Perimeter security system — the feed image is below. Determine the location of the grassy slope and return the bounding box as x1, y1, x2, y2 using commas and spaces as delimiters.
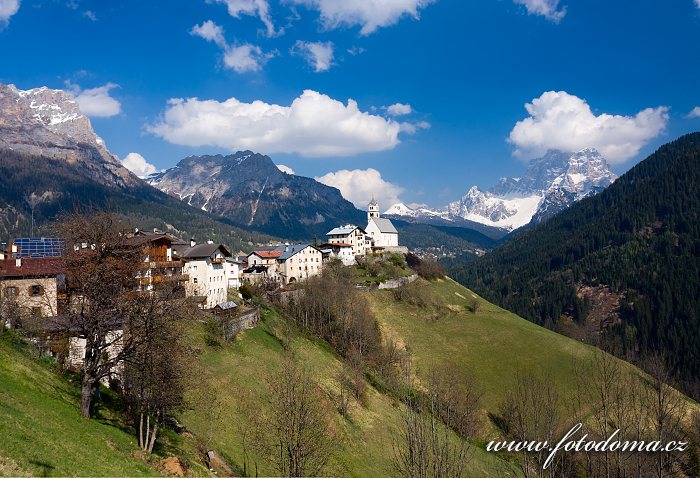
182, 307, 517, 478
368, 277, 596, 411
0, 333, 156, 477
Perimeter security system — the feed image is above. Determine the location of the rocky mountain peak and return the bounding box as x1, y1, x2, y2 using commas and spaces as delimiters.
0, 83, 138, 187
387, 148, 618, 231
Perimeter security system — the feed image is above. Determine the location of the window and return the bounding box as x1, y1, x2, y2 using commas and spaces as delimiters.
193, 278, 198, 284
29, 285, 44, 297
5, 287, 17, 298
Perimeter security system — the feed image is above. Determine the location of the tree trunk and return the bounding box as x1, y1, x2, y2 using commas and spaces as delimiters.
147, 411, 160, 454
80, 374, 94, 418
139, 412, 144, 449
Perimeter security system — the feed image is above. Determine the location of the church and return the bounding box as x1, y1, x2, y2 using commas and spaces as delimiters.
365, 198, 399, 248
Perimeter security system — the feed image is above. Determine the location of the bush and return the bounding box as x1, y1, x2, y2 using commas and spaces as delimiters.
406, 253, 446, 280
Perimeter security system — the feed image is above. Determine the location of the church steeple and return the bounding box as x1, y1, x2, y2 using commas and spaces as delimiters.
368, 196, 380, 222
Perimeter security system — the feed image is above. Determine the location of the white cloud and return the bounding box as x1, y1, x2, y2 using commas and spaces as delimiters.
212, 0, 279, 37
513, 0, 566, 23
276, 164, 295, 174
190, 20, 274, 73
83, 10, 96, 21
68, 82, 122, 118
0, 0, 20, 28
508, 91, 669, 163
191, 20, 227, 48
387, 103, 412, 116
687, 106, 700, 119
288, 0, 434, 35
315, 168, 404, 209
398, 120, 430, 134
223, 43, 275, 72
148, 90, 404, 157
291, 40, 334, 72
696, 0, 700, 9
122, 152, 157, 178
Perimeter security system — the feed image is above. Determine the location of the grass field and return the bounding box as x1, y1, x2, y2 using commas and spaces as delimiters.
181, 306, 520, 477
0, 330, 157, 477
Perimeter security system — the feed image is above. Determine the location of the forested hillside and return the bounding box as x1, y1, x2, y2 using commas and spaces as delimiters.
449, 133, 700, 397
0, 150, 273, 252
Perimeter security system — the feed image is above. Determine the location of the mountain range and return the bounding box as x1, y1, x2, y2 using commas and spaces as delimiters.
0, 83, 273, 251
386, 148, 618, 231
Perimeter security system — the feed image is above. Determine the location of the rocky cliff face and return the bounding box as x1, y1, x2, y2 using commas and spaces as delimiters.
387, 148, 618, 231
148, 151, 364, 239
0, 83, 138, 188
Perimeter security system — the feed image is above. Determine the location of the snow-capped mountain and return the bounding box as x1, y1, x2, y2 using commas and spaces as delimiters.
0, 83, 138, 188
385, 148, 617, 231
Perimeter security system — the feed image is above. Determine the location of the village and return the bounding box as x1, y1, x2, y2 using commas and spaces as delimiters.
0, 199, 407, 369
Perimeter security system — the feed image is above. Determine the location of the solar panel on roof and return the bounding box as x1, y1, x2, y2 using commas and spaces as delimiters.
12, 237, 65, 258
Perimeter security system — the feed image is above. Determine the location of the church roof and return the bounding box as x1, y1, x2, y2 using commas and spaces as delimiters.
368, 198, 378, 207
369, 217, 398, 234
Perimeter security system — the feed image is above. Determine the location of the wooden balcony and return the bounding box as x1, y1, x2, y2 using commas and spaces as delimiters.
211, 258, 225, 265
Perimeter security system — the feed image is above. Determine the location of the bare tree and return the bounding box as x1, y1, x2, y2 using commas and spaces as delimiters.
257, 353, 336, 477
123, 284, 196, 453
645, 355, 689, 478
393, 389, 471, 478
54, 212, 142, 418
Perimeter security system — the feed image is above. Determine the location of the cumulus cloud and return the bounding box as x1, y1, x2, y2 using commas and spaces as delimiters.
513, 0, 566, 22
291, 40, 334, 72
288, 0, 434, 35
212, 0, 279, 37
508, 91, 669, 164
149, 90, 406, 157
276, 164, 295, 174
387, 103, 412, 116
696, 0, 700, 9
122, 152, 157, 178
191, 20, 227, 48
190, 20, 274, 73
0, 0, 20, 28
223, 43, 275, 72
686, 106, 700, 119
67, 82, 122, 118
315, 168, 404, 209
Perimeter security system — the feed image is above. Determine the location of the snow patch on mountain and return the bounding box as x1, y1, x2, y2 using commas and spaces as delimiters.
386, 148, 617, 231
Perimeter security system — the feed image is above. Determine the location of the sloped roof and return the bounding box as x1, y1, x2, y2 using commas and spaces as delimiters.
0, 258, 64, 278
182, 243, 231, 259
250, 249, 283, 259
327, 224, 365, 236
369, 217, 398, 234
278, 244, 318, 261
215, 301, 237, 310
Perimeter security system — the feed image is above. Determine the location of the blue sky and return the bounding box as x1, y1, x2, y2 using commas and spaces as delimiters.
1, 0, 699, 209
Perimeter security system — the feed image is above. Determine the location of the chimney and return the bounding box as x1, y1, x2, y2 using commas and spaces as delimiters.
15, 258, 21, 268
135, 228, 139, 233
207, 240, 214, 245
190, 238, 196, 247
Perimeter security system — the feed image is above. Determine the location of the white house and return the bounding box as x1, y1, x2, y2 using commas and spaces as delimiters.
319, 242, 355, 266
175, 241, 231, 308
365, 199, 399, 248
225, 257, 245, 289
276, 244, 323, 284
326, 225, 370, 257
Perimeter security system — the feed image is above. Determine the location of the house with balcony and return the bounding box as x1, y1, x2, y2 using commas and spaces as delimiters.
127, 231, 189, 294
174, 241, 232, 308
326, 225, 371, 257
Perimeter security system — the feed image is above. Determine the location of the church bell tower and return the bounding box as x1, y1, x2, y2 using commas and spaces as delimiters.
368, 197, 380, 222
